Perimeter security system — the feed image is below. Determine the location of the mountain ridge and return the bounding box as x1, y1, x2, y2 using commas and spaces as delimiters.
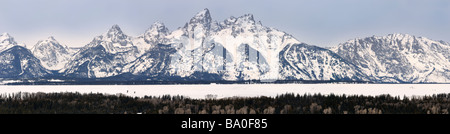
332, 33, 450, 83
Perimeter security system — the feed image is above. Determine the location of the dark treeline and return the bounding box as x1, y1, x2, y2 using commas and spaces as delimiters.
0, 92, 449, 114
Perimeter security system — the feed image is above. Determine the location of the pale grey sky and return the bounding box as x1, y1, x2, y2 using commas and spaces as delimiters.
0, 0, 449, 48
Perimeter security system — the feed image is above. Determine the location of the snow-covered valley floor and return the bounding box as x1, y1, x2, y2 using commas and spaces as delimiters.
0, 84, 449, 99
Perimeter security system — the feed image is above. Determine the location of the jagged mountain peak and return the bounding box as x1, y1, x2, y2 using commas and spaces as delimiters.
221, 14, 257, 27
339, 33, 415, 47
385, 33, 422, 39
1, 32, 12, 39
237, 14, 255, 23
31, 36, 73, 70
336, 33, 450, 52
38, 36, 59, 44
33, 36, 65, 49
105, 24, 127, 41
379, 33, 419, 41
339, 33, 443, 49
200, 8, 210, 14
47, 36, 56, 41
141, 21, 170, 46
63, 24, 138, 78
1, 32, 16, 44
109, 24, 122, 32
151, 21, 166, 28
0, 32, 18, 52
145, 21, 169, 35
34, 37, 57, 51
439, 40, 449, 45
192, 8, 211, 22
185, 8, 212, 30
85, 24, 135, 54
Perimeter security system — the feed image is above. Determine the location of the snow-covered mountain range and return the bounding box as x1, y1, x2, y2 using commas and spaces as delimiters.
0, 9, 448, 83
332, 34, 450, 83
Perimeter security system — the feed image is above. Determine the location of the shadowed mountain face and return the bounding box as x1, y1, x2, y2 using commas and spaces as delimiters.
0, 46, 50, 78
124, 44, 176, 77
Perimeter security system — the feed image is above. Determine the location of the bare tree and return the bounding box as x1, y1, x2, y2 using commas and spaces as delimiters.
236, 106, 248, 114
249, 108, 256, 114
174, 108, 185, 114
310, 103, 322, 114
323, 107, 332, 114
263, 106, 275, 114
158, 106, 169, 114
225, 104, 235, 114
212, 105, 221, 114
280, 105, 292, 114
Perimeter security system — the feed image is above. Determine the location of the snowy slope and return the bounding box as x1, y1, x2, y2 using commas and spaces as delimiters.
211, 14, 300, 80
63, 25, 139, 78
332, 34, 450, 83
31, 36, 74, 70
279, 43, 368, 81
124, 44, 176, 78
